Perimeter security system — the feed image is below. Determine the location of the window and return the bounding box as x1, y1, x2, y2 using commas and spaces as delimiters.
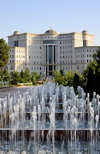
10, 65, 14, 70
14, 41, 18, 47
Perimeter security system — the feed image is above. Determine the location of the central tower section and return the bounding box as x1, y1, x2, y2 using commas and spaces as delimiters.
43, 40, 58, 76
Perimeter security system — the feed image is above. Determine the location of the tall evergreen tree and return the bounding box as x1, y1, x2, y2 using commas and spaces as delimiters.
73, 73, 80, 91
0, 38, 10, 70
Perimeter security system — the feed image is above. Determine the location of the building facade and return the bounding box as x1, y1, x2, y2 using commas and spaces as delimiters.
7, 29, 99, 76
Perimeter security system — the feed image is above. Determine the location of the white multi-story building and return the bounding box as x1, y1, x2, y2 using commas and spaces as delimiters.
7, 29, 99, 76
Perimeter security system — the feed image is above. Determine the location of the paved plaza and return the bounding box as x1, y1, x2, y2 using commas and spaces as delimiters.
0, 86, 34, 98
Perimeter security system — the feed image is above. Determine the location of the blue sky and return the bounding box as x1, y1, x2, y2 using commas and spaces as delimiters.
0, 0, 100, 45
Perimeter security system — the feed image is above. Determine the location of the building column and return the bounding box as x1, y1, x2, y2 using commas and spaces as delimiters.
55, 45, 58, 70
47, 45, 49, 76
43, 45, 46, 63
47, 45, 49, 64
52, 45, 54, 73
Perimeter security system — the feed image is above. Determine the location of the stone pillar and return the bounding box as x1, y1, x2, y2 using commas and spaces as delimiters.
55, 45, 58, 70
52, 45, 54, 73
47, 45, 49, 76
47, 45, 49, 64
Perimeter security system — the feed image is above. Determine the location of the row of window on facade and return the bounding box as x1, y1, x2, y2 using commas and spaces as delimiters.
10, 50, 25, 53
16, 50, 25, 53
29, 45, 42, 49
76, 65, 84, 70
10, 65, 42, 71
31, 66, 41, 70
60, 50, 72, 54
10, 50, 14, 53
9, 60, 24, 63
76, 54, 92, 58
28, 51, 41, 55
10, 55, 25, 58
60, 55, 73, 59
10, 55, 14, 58
76, 59, 91, 63
29, 56, 41, 59
60, 46, 72, 49
60, 65, 84, 70
16, 55, 25, 58
60, 61, 72, 64
76, 55, 84, 58
60, 65, 72, 70
29, 35, 73, 39
76, 49, 97, 53
9, 60, 14, 63
60, 41, 72, 44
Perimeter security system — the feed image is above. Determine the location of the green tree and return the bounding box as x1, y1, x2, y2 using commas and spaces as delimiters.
0, 70, 3, 81
31, 76, 36, 85
53, 70, 63, 84
31, 72, 41, 85
93, 47, 100, 66
82, 48, 100, 96
86, 67, 94, 97
0, 38, 10, 70
64, 71, 74, 87
2, 68, 10, 81
24, 68, 31, 82
20, 70, 25, 83
53, 70, 61, 78
10, 71, 20, 85
73, 72, 80, 91
32, 72, 41, 81
60, 69, 65, 76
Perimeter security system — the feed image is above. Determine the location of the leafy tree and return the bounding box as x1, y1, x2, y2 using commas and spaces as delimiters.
82, 48, 100, 96
53, 70, 63, 84
93, 47, 100, 66
64, 71, 74, 87
10, 71, 20, 85
0, 70, 3, 81
20, 70, 25, 83
53, 70, 61, 78
31, 72, 41, 81
31, 76, 36, 85
0, 38, 10, 70
31, 72, 41, 85
24, 68, 31, 82
60, 69, 65, 76
2, 68, 10, 81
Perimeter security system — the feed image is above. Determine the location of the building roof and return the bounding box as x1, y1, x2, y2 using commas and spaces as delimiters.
44, 28, 58, 35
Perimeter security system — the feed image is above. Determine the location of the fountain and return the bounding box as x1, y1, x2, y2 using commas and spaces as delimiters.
0, 83, 100, 153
